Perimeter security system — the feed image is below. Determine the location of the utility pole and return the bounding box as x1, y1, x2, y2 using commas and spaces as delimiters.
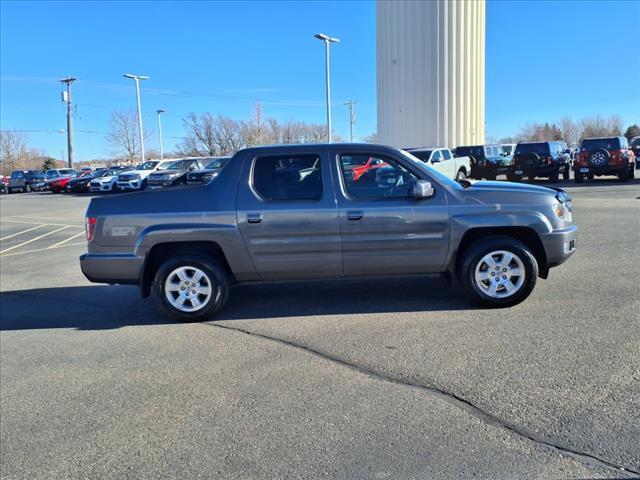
156, 109, 165, 160
344, 100, 357, 142
59, 77, 76, 168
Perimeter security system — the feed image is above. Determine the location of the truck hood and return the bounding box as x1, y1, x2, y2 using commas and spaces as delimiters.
464, 180, 559, 196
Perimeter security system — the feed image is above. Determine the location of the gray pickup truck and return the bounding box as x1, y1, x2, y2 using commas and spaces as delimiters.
80, 144, 577, 321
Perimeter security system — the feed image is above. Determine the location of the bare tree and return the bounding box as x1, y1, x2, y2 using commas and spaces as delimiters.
241, 103, 269, 147
179, 113, 245, 156
106, 110, 148, 162
558, 116, 579, 147
0, 131, 29, 173
363, 131, 379, 144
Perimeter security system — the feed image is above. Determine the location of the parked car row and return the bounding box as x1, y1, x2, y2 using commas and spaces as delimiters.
435, 136, 637, 184
1, 157, 231, 195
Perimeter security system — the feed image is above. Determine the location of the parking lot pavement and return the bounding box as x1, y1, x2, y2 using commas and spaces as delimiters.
1, 181, 639, 479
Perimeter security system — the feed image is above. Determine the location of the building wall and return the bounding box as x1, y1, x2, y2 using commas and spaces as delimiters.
377, 0, 485, 148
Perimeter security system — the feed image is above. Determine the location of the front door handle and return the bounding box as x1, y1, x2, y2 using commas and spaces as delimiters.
347, 210, 363, 221
247, 213, 263, 224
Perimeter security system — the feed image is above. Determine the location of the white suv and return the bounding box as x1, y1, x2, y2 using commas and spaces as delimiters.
116, 160, 176, 191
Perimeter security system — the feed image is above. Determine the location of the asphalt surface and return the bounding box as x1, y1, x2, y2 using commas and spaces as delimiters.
1, 180, 639, 479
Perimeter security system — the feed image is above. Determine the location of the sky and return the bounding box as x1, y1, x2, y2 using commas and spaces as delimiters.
1, 0, 638, 161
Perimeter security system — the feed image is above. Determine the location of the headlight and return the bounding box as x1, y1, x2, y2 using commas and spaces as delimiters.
553, 200, 572, 222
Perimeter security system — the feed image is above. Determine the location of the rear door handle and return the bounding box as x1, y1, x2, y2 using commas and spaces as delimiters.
347, 210, 363, 221
247, 213, 263, 224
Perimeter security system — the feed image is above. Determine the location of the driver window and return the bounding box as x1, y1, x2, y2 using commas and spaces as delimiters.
431, 151, 443, 162
339, 154, 417, 199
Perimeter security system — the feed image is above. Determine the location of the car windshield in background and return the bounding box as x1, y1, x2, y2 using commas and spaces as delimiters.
59, 169, 75, 175
409, 150, 433, 162
400, 150, 463, 190
206, 158, 228, 169
455, 146, 483, 157
139, 161, 159, 170
502, 145, 514, 155
581, 138, 621, 151
515, 143, 550, 155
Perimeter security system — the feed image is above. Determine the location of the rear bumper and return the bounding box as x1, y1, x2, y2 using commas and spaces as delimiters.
574, 164, 627, 176
540, 225, 578, 268
79, 252, 143, 285
509, 164, 566, 177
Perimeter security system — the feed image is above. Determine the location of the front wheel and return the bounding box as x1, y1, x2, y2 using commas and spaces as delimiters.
574, 171, 584, 183
459, 236, 538, 308
562, 166, 571, 181
618, 167, 628, 182
455, 169, 467, 183
153, 253, 229, 321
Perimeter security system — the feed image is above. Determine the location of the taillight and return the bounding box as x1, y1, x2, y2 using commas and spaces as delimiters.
547, 156, 553, 164
85, 216, 97, 241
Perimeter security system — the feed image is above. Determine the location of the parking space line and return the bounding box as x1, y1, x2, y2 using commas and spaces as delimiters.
0, 241, 86, 258
0, 225, 70, 254
1, 218, 78, 227
0, 224, 48, 241
48, 231, 85, 248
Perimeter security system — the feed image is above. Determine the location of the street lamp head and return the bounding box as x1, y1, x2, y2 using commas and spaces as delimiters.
157, 109, 165, 114
314, 33, 340, 43
123, 74, 149, 80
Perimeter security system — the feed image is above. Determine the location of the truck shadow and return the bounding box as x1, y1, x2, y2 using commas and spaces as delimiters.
0, 277, 468, 331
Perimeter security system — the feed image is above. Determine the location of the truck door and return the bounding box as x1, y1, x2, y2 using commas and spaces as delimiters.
331, 148, 450, 276
236, 149, 342, 280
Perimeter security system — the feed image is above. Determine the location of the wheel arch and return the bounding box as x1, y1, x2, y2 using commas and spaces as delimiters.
451, 226, 548, 279
140, 241, 235, 298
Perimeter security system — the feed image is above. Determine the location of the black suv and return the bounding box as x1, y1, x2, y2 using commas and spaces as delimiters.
573, 136, 636, 182
186, 157, 231, 185
8, 170, 48, 193
508, 141, 571, 182
147, 158, 205, 189
453, 145, 511, 180
630, 136, 640, 168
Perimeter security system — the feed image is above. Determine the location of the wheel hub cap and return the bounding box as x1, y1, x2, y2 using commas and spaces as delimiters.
164, 266, 213, 312
474, 250, 526, 299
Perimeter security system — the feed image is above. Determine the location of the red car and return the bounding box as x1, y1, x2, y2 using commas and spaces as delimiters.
574, 136, 636, 182
343, 155, 388, 181
49, 176, 73, 193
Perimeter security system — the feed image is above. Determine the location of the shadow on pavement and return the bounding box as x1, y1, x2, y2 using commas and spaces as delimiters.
0, 276, 469, 331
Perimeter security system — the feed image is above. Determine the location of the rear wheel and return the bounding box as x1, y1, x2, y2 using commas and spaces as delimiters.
153, 253, 229, 321
562, 165, 571, 180
459, 236, 538, 308
549, 172, 559, 183
574, 171, 584, 183
629, 164, 636, 179
618, 167, 629, 182
455, 169, 467, 183
25, 183, 32, 193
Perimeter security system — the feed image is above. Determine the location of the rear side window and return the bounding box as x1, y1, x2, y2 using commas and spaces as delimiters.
252, 154, 322, 201
580, 138, 621, 151
442, 149, 452, 160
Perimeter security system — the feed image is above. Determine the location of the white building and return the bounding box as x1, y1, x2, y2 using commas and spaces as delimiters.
377, 0, 485, 148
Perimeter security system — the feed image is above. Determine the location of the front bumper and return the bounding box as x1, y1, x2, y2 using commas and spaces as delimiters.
80, 252, 143, 285
540, 225, 578, 268
89, 182, 113, 192
147, 180, 174, 189
117, 179, 143, 190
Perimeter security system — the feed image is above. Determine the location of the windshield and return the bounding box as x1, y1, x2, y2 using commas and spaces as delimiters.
502, 145, 514, 155
59, 169, 76, 175
400, 150, 463, 190
515, 143, 550, 155
580, 138, 621, 151
206, 158, 228, 169
409, 150, 433, 162
139, 161, 159, 170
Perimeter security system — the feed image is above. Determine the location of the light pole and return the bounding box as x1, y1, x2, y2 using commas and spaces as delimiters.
344, 100, 357, 142
123, 73, 149, 162
314, 33, 339, 143
156, 109, 165, 160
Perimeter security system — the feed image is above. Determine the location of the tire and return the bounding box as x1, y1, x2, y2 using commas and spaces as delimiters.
618, 167, 628, 182
506, 173, 521, 182
562, 165, 571, 181
25, 183, 32, 193
588, 148, 610, 168
574, 171, 584, 183
527, 175, 536, 182
459, 236, 538, 308
153, 253, 229, 321
141, 179, 148, 190
485, 170, 497, 181
7, 187, 13, 194
455, 169, 467, 183
629, 164, 636, 179
549, 171, 559, 183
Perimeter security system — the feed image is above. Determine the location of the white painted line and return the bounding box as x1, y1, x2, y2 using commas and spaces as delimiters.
0, 225, 70, 254
48, 231, 85, 248
1, 218, 77, 227
0, 224, 48, 241
0, 241, 86, 258
5, 215, 82, 224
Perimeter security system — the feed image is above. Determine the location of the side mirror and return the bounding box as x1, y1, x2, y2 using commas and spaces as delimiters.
412, 180, 434, 199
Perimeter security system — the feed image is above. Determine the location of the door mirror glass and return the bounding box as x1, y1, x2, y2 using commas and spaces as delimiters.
412, 180, 434, 199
